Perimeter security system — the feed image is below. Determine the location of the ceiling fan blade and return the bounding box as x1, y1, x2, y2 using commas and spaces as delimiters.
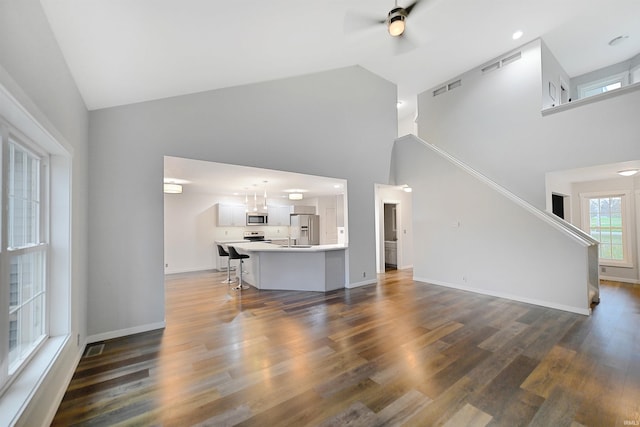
404, 0, 424, 16
393, 32, 417, 55
344, 10, 386, 35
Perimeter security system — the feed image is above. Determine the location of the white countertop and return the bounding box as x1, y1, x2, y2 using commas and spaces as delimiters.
231, 242, 347, 253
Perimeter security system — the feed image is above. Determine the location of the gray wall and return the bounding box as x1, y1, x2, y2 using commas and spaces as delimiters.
0, 0, 89, 425
393, 136, 592, 314
88, 66, 397, 337
417, 39, 640, 210
570, 52, 640, 98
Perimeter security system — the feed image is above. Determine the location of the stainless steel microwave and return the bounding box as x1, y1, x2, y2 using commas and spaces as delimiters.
246, 212, 268, 225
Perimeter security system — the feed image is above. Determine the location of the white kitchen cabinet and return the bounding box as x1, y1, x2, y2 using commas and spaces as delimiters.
267, 205, 291, 226
217, 204, 247, 226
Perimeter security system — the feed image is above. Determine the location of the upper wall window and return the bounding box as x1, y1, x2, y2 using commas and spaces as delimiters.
632, 65, 640, 84
580, 191, 632, 267
577, 72, 628, 99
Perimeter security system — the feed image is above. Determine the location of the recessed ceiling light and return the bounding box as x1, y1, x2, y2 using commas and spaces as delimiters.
163, 183, 183, 194
609, 35, 629, 46
617, 169, 638, 177
512, 30, 523, 40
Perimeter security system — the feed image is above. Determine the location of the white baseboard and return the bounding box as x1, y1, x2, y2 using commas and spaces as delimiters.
164, 266, 215, 275
87, 321, 166, 344
414, 276, 591, 316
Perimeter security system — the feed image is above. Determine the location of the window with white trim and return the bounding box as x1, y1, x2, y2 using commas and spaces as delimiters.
632, 65, 640, 84
1, 128, 49, 394
580, 191, 633, 267
577, 72, 628, 99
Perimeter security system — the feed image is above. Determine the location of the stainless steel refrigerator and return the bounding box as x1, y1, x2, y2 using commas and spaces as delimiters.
290, 214, 320, 245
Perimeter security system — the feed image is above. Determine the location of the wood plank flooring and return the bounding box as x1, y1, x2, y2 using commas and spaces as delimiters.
52, 271, 640, 426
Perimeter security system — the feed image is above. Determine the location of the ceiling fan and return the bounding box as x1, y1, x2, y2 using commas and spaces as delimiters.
345, 0, 425, 36
386, 0, 423, 36
344, 0, 426, 54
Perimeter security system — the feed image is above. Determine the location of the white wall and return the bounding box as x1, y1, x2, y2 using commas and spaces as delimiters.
398, 113, 417, 137
541, 41, 571, 108
417, 39, 640, 210
164, 192, 223, 274
0, 0, 89, 425
88, 65, 397, 338
393, 136, 592, 314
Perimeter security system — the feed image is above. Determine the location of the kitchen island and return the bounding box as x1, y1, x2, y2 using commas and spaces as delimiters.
223, 242, 347, 292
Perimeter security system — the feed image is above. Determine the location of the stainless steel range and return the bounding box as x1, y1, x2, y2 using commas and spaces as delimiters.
243, 231, 266, 242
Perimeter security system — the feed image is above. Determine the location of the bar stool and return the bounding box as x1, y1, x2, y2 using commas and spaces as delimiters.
216, 245, 234, 284
227, 246, 250, 290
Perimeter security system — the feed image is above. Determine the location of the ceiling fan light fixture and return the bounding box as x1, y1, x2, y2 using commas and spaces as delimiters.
388, 8, 406, 37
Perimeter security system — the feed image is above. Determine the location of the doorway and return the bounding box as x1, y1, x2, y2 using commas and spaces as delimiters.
552, 192, 570, 220
374, 184, 413, 274
383, 203, 398, 271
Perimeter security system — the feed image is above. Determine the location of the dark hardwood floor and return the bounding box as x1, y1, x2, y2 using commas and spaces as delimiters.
52, 270, 640, 426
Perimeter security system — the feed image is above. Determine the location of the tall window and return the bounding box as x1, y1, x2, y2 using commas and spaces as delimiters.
1, 133, 49, 392
581, 192, 632, 267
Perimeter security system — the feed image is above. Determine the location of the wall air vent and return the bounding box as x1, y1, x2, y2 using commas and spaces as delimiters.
448, 80, 462, 91
433, 86, 447, 97
501, 51, 522, 66
482, 51, 522, 76
482, 61, 501, 74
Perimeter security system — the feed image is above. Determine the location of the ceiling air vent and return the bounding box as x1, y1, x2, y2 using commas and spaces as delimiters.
433, 86, 447, 97
448, 80, 462, 90
482, 61, 501, 74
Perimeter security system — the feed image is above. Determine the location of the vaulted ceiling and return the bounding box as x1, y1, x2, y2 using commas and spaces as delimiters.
41, 0, 640, 118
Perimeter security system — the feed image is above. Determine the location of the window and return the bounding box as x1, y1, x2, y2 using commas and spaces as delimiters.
0, 85, 71, 425
577, 72, 628, 99
1, 129, 49, 394
580, 191, 632, 267
632, 65, 640, 84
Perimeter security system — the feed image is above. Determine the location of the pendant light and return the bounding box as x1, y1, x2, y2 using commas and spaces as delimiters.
263, 180, 268, 210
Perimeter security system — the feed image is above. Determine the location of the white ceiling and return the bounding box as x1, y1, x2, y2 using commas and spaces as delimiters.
41, 0, 640, 116
164, 156, 348, 198
40, 0, 640, 193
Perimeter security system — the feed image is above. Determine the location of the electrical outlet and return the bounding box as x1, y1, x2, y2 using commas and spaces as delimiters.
165, 263, 168, 268
363, 272, 366, 278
